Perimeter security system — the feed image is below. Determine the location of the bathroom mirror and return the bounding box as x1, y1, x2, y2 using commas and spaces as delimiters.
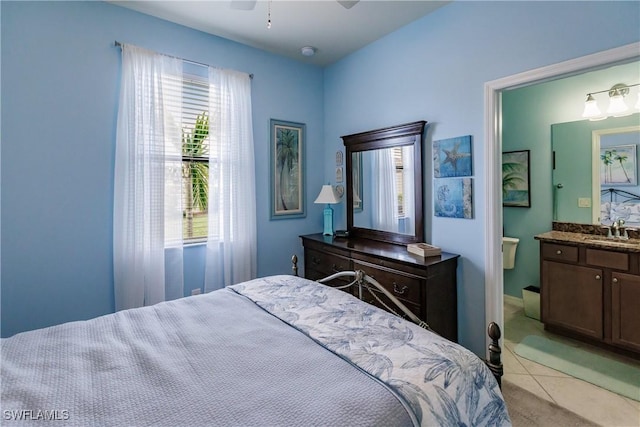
551, 114, 640, 225
342, 121, 426, 244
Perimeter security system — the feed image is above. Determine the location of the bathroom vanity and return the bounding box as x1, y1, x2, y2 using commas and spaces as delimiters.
536, 230, 640, 357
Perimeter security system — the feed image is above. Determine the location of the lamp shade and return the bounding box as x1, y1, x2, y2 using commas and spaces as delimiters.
582, 94, 603, 120
314, 185, 340, 204
607, 90, 630, 116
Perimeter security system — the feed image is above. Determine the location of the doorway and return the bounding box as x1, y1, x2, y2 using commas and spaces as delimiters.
484, 41, 640, 347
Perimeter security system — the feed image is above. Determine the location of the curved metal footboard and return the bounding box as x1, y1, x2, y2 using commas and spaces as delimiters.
290, 254, 504, 388
317, 270, 431, 330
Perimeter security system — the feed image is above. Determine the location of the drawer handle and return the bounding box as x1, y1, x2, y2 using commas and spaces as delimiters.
556, 250, 562, 255
595, 275, 601, 280
393, 283, 408, 295
613, 277, 618, 283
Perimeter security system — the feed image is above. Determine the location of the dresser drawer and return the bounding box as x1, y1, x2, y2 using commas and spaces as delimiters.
305, 249, 351, 277
359, 287, 422, 319
541, 243, 578, 262
353, 261, 422, 306
352, 252, 425, 277
301, 233, 458, 343
586, 249, 629, 271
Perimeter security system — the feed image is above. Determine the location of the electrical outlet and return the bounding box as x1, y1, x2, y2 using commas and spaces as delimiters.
578, 198, 591, 208
191, 288, 201, 296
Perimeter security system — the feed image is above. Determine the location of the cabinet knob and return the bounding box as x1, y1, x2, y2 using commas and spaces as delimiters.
393, 283, 408, 295
613, 277, 618, 283
556, 250, 562, 255
595, 275, 601, 280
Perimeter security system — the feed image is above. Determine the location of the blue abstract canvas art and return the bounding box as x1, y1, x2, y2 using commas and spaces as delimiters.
434, 178, 473, 219
433, 135, 472, 177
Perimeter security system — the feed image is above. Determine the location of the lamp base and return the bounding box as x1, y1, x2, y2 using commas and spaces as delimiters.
323, 205, 334, 236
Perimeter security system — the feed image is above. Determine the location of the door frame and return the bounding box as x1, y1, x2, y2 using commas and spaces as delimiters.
484, 42, 640, 353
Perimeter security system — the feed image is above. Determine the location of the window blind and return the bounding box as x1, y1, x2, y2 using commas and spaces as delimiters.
162, 70, 211, 244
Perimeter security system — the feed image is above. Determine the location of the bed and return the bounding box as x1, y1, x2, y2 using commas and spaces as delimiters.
600, 188, 640, 227
1, 271, 510, 426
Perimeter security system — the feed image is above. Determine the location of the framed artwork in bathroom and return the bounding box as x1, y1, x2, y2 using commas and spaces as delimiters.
502, 150, 531, 207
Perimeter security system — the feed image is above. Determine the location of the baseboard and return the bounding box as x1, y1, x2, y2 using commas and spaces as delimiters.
504, 294, 522, 306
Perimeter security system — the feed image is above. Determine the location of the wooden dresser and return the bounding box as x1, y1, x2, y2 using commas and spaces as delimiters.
301, 233, 459, 342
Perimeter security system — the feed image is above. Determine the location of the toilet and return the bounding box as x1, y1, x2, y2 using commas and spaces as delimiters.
503, 237, 519, 269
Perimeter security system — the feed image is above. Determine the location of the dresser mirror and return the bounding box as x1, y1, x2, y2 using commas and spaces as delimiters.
342, 121, 426, 244
551, 114, 640, 225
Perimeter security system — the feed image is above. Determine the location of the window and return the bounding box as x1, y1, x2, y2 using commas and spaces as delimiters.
114, 44, 256, 309
393, 147, 406, 217
181, 74, 210, 242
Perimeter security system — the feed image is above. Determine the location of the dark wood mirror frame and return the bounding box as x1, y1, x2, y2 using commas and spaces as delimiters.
342, 121, 427, 245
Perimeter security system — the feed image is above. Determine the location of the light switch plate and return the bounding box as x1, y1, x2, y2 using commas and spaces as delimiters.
578, 197, 591, 208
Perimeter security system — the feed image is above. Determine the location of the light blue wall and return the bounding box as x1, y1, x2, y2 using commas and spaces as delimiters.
502, 62, 640, 299
1, 1, 325, 337
324, 1, 640, 354
2, 1, 639, 354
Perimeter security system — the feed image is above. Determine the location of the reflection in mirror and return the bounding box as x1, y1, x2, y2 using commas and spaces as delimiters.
352, 152, 362, 212
342, 121, 426, 245
352, 146, 415, 235
551, 114, 640, 225
593, 126, 640, 226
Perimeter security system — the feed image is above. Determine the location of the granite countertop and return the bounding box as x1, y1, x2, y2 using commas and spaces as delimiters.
535, 230, 640, 252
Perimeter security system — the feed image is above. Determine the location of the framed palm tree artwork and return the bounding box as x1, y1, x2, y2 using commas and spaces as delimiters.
270, 119, 306, 219
600, 144, 637, 186
502, 150, 531, 207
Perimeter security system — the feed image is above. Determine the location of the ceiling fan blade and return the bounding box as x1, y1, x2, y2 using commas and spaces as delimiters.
230, 0, 257, 11
337, 0, 359, 9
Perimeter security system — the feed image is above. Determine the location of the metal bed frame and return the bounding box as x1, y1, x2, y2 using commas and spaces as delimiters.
291, 255, 504, 388
602, 187, 640, 203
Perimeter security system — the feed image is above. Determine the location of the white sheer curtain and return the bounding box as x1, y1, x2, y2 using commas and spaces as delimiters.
113, 45, 184, 311
204, 68, 257, 292
402, 145, 415, 235
372, 148, 399, 233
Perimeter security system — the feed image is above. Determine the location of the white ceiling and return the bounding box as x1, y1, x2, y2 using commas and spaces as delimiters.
109, 1, 449, 66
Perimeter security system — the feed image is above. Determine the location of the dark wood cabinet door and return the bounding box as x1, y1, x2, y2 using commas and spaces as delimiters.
542, 260, 603, 339
611, 272, 640, 352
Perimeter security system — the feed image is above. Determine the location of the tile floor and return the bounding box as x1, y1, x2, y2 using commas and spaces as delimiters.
503, 295, 640, 427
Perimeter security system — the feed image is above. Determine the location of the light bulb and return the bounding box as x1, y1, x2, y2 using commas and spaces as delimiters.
607, 89, 630, 117
300, 46, 316, 57
582, 94, 604, 121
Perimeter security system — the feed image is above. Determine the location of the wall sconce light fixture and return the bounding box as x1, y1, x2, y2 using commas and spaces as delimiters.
582, 83, 640, 121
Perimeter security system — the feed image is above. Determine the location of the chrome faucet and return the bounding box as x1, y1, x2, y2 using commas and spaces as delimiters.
612, 218, 627, 239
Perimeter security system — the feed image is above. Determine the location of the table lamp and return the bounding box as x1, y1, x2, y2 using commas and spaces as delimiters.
314, 184, 340, 236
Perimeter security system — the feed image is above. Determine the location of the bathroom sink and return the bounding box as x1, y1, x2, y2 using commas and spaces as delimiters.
581, 235, 611, 242
580, 235, 640, 249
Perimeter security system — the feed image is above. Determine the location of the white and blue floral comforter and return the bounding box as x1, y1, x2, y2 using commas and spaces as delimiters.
231, 275, 512, 427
